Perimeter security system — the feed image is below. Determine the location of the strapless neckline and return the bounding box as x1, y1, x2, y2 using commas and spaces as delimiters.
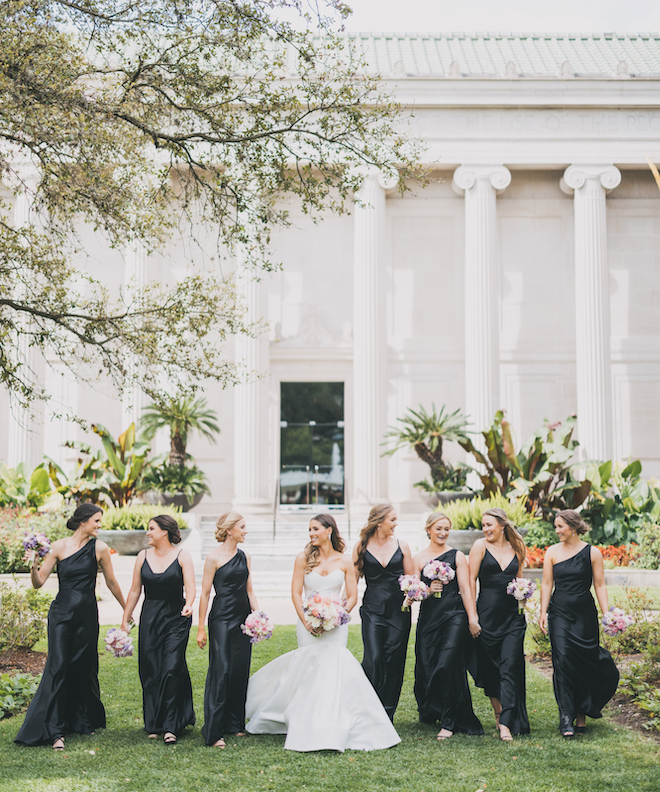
306, 569, 344, 579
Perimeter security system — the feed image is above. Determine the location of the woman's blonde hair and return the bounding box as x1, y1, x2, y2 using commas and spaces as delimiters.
355, 504, 394, 578
304, 514, 346, 573
215, 512, 243, 543
483, 507, 527, 566
425, 512, 452, 536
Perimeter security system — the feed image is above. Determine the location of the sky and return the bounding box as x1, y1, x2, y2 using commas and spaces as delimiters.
340, 0, 660, 34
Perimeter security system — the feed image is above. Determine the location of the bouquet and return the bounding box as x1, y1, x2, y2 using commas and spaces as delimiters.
602, 607, 633, 636
422, 560, 455, 598
241, 611, 274, 644
398, 575, 429, 612
104, 627, 134, 658
302, 593, 350, 634
22, 531, 52, 564
506, 577, 537, 613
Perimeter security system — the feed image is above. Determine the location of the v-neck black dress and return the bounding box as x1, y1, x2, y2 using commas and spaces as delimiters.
471, 548, 529, 735
202, 550, 252, 745
414, 549, 483, 734
548, 543, 619, 732
138, 554, 195, 736
15, 539, 104, 746
360, 545, 411, 721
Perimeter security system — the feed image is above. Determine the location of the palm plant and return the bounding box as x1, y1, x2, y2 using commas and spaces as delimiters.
382, 404, 472, 492
140, 397, 220, 467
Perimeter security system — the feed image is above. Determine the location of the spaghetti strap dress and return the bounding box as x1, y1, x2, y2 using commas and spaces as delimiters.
548, 543, 619, 732
360, 544, 411, 721
471, 549, 530, 735
138, 554, 195, 736
414, 549, 483, 734
202, 549, 252, 745
15, 539, 104, 746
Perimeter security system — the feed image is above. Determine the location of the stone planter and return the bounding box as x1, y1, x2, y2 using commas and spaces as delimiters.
98, 528, 192, 555
448, 529, 483, 553
142, 491, 204, 512
419, 491, 475, 509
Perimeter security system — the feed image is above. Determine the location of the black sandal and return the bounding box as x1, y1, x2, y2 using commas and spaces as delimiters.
575, 725, 587, 734
559, 714, 574, 738
164, 732, 177, 745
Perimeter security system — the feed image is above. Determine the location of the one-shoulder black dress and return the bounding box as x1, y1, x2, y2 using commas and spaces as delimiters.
138, 554, 195, 736
16, 539, 104, 746
548, 543, 619, 732
202, 550, 252, 745
414, 550, 483, 734
360, 544, 411, 721
471, 549, 529, 735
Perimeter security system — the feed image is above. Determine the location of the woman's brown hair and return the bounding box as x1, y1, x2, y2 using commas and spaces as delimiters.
556, 509, 589, 535
304, 514, 346, 573
355, 504, 394, 578
483, 507, 527, 566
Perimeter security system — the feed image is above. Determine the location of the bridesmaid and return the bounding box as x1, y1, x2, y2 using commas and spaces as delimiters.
122, 514, 195, 744
352, 504, 413, 721
539, 509, 619, 737
413, 512, 483, 739
197, 512, 258, 748
468, 507, 529, 740
15, 503, 126, 749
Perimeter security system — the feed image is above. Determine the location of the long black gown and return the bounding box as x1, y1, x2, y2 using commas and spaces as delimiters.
202, 550, 252, 745
548, 543, 619, 732
15, 539, 104, 746
138, 554, 195, 736
360, 544, 411, 721
414, 550, 483, 734
471, 549, 529, 735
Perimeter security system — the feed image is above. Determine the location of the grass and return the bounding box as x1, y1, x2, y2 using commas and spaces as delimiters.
1, 626, 659, 792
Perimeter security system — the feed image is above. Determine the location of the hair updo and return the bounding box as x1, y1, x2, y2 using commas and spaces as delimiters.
425, 512, 452, 536
66, 503, 103, 531
215, 512, 244, 543
150, 514, 182, 544
556, 509, 589, 535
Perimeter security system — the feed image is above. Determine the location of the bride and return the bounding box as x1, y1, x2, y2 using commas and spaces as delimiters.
245, 514, 400, 752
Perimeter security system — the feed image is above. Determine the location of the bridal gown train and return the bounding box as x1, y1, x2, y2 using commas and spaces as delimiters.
245, 569, 401, 752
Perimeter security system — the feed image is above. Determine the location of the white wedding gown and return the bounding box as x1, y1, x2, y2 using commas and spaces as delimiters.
245, 569, 401, 752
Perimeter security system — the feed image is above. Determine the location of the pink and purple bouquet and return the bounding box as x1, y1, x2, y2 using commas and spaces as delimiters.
22, 531, 51, 564
422, 560, 455, 598
398, 574, 429, 612
302, 593, 350, 634
241, 610, 274, 644
104, 627, 134, 658
602, 607, 633, 636
506, 577, 537, 613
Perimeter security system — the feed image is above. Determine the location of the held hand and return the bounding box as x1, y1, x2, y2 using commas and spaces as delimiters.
429, 581, 443, 594
468, 619, 481, 638
305, 622, 322, 636
196, 628, 207, 649
539, 613, 548, 635
120, 619, 131, 634
181, 603, 193, 618
404, 596, 413, 609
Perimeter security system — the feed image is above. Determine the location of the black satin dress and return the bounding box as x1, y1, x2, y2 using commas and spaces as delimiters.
472, 549, 529, 735
138, 554, 195, 736
202, 550, 252, 745
414, 550, 483, 734
360, 544, 411, 721
548, 543, 619, 732
15, 539, 104, 746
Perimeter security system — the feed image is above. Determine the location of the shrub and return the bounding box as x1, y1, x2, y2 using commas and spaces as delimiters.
0, 507, 70, 574
525, 600, 551, 657
631, 523, 660, 570
438, 493, 539, 532
604, 587, 660, 656
0, 582, 52, 655
523, 521, 556, 548
0, 672, 40, 719
597, 544, 639, 568
101, 504, 186, 531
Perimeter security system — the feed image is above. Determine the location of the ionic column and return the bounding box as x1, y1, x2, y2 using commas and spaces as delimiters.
232, 270, 270, 512
352, 169, 390, 509
561, 165, 621, 461
452, 165, 511, 435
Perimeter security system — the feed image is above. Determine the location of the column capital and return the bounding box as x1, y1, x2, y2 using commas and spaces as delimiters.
452, 165, 511, 195
355, 165, 398, 192
560, 164, 621, 194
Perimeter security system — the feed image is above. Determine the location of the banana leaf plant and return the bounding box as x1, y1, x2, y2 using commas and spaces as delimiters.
0, 462, 60, 509
459, 411, 591, 520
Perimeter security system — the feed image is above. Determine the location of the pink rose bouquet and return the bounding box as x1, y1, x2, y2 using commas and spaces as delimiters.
422, 560, 455, 598
241, 611, 274, 644
302, 593, 350, 634
104, 627, 134, 658
602, 607, 633, 636
506, 577, 537, 613
398, 574, 429, 612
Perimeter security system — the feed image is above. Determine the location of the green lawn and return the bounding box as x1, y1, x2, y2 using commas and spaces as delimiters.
2, 626, 658, 792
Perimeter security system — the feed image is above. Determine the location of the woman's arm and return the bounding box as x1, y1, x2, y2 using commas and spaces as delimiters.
245, 552, 259, 612
351, 542, 361, 583
196, 554, 217, 649
343, 556, 358, 612
291, 553, 308, 625
468, 539, 485, 605
30, 542, 60, 589
591, 547, 609, 615
96, 541, 126, 609
539, 546, 555, 635
121, 551, 146, 633
179, 550, 196, 617
456, 552, 480, 636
